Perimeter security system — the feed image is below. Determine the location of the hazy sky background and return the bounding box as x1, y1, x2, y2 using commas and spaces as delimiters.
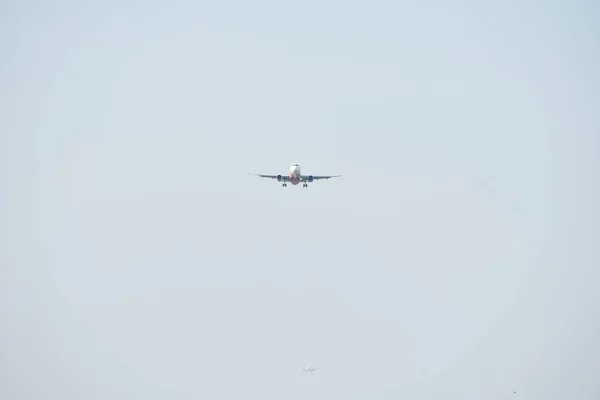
1, 1, 599, 399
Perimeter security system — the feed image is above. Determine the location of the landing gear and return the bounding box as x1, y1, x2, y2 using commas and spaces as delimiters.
303, 183, 308, 188
282, 183, 287, 187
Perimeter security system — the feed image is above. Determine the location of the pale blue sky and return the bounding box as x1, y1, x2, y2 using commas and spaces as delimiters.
1, 1, 599, 399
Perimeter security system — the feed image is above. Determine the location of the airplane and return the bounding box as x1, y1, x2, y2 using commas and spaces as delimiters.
301, 365, 318, 372
250, 163, 341, 187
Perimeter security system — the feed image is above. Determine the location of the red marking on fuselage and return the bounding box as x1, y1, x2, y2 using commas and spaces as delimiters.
289, 173, 301, 185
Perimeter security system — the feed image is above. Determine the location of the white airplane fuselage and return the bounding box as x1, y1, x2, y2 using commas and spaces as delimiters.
288, 163, 301, 185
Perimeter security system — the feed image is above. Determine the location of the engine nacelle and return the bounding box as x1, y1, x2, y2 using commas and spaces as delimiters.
277, 174, 283, 182
308, 175, 314, 182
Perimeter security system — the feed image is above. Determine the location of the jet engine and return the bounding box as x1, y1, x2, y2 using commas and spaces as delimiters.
308, 175, 314, 182
277, 174, 283, 181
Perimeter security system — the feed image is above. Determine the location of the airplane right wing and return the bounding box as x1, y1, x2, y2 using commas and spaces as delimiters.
249, 173, 289, 181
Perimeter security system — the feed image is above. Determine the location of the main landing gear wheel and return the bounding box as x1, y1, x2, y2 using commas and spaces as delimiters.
303, 184, 308, 187
282, 183, 287, 187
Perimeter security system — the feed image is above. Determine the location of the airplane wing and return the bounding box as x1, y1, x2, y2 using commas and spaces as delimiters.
301, 175, 341, 181
250, 173, 289, 181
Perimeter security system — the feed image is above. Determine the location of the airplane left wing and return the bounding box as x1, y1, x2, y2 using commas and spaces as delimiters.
301, 175, 341, 181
